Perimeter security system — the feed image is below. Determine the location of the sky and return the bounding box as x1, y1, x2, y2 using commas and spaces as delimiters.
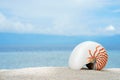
0, 0, 120, 50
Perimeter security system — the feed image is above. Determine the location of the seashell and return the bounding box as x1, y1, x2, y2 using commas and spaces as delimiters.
68, 41, 108, 70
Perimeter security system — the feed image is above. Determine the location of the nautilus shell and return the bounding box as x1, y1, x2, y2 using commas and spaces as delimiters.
68, 41, 108, 70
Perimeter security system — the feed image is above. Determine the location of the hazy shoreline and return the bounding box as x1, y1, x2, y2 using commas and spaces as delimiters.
0, 67, 120, 80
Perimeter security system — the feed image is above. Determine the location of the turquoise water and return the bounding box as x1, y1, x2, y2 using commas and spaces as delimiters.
0, 50, 120, 69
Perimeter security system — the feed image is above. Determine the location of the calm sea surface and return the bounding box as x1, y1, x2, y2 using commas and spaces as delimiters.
0, 50, 120, 69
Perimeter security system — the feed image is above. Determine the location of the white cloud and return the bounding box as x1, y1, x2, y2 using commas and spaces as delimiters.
0, 12, 120, 36
105, 25, 115, 31
0, 0, 120, 36
0, 0, 110, 18
0, 13, 35, 33
0, 13, 6, 22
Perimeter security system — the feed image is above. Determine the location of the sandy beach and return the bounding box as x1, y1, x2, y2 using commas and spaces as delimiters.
0, 67, 120, 80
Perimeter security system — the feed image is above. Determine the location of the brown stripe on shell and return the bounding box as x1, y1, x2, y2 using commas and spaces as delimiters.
87, 45, 108, 70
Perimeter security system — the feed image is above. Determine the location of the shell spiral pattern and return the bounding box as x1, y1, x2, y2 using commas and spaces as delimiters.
87, 45, 108, 70
68, 41, 108, 71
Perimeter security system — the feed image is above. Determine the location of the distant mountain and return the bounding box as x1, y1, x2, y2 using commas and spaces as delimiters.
0, 32, 120, 51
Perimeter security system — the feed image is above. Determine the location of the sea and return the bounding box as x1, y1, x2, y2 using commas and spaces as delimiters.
0, 49, 120, 69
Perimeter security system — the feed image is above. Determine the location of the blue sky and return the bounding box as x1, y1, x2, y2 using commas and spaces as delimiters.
0, 0, 120, 36
0, 0, 120, 50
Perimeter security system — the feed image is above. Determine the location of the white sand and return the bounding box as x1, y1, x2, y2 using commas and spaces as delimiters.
0, 67, 120, 80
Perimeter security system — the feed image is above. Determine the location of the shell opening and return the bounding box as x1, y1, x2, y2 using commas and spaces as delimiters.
86, 58, 96, 70
86, 63, 94, 69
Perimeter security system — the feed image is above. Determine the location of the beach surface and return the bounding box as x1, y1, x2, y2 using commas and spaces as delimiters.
0, 67, 120, 80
